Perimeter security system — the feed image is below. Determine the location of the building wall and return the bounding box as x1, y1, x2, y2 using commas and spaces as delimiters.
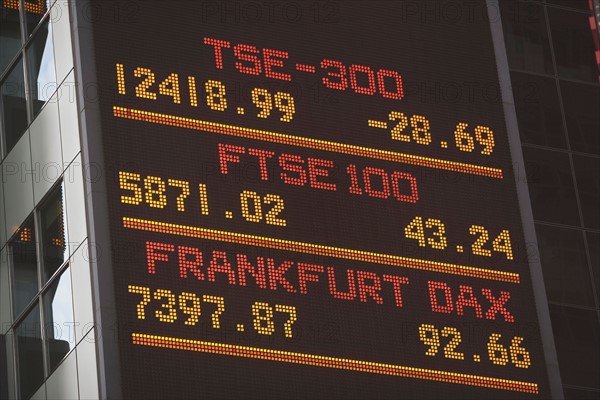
500, 0, 600, 398
0, 1, 98, 399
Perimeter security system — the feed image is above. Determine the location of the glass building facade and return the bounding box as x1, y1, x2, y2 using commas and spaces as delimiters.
0, 0, 598, 398
500, 0, 600, 397
1, 1, 98, 399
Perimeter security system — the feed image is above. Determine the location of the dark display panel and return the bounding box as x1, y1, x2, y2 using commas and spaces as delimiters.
90, 1, 553, 398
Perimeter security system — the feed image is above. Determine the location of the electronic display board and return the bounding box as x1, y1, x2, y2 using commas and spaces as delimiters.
88, 1, 555, 398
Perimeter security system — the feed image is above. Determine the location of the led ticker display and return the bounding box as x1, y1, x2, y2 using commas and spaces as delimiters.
3, 0, 46, 15
90, 1, 553, 398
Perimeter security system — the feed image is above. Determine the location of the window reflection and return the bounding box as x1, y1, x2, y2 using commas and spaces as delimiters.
500, 1, 554, 75
547, 0, 592, 12
549, 305, 600, 388
573, 155, 599, 229
10, 219, 38, 318
1, 58, 28, 154
26, 17, 55, 116
0, 332, 9, 399
24, 0, 49, 37
41, 184, 68, 283
548, 7, 599, 82
16, 304, 44, 400
510, 72, 566, 148
0, 1, 22, 74
587, 232, 599, 306
536, 224, 595, 307
43, 267, 74, 372
523, 147, 580, 226
561, 80, 600, 156
563, 387, 600, 400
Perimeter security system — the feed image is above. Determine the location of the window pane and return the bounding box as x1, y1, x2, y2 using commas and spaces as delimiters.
16, 304, 44, 400
523, 147, 580, 226
26, 17, 55, 117
24, 0, 48, 37
549, 305, 600, 389
0, 330, 12, 399
1, 58, 28, 154
10, 219, 38, 318
588, 232, 599, 306
564, 387, 600, 400
547, 0, 592, 12
500, 0, 554, 74
573, 155, 599, 229
536, 224, 595, 307
511, 71, 566, 148
548, 7, 599, 82
560, 80, 600, 156
0, 1, 22, 74
43, 267, 74, 372
41, 184, 68, 283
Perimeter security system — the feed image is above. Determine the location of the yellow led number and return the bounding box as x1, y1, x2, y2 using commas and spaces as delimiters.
240, 190, 287, 226
252, 302, 275, 335
118, 171, 192, 212
129, 287, 297, 338
130, 67, 181, 103
470, 225, 513, 260
419, 324, 531, 368
251, 88, 296, 122
405, 216, 447, 250
488, 334, 531, 368
144, 176, 167, 208
129, 286, 226, 328
418, 324, 464, 360
154, 289, 177, 323
252, 302, 297, 338
389, 112, 432, 145
168, 179, 190, 212
454, 123, 495, 155
404, 215, 513, 260
205, 80, 228, 111
128, 285, 150, 319
119, 172, 143, 205
117, 65, 297, 122
176, 293, 224, 327
382, 109, 495, 155
178, 292, 201, 325
203, 295, 225, 329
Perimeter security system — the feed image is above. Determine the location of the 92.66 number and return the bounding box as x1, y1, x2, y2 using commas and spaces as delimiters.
418, 323, 531, 369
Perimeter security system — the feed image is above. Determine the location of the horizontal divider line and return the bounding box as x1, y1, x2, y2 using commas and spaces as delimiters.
122, 217, 520, 283
132, 333, 538, 394
113, 106, 503, 179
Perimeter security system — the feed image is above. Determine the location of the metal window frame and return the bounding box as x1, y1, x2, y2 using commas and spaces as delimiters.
488, 0, 564, 398
5, 180, 72, 399
0, 0, 53, 159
